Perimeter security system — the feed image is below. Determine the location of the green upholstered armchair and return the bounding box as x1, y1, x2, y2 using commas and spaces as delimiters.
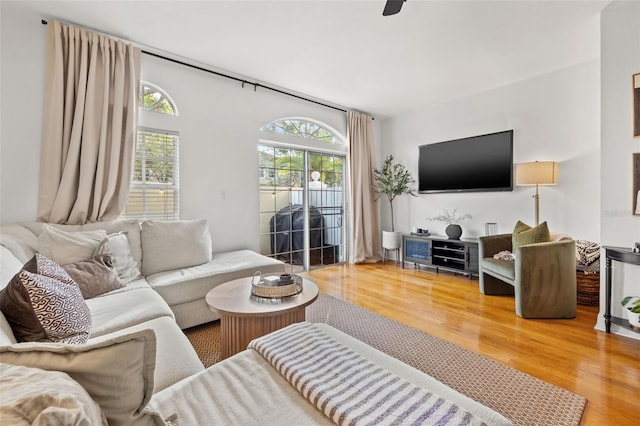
478, 233, 577, 319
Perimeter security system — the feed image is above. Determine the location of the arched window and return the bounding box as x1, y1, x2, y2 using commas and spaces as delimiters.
260, 118, 343, 144
140, 82, 179, 115
123, 82, 180, 220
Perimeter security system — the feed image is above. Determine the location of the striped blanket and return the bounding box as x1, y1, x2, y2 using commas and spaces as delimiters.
248, 322, 487, 426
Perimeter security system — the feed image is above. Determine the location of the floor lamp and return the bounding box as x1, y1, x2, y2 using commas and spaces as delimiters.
515, 161, 559, 225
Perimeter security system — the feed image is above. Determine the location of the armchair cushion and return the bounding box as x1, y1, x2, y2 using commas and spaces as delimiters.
481, 258, 516, 281
512, 221, 550, 251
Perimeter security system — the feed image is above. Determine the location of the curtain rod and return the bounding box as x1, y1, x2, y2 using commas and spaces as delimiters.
41, 19, 351, 115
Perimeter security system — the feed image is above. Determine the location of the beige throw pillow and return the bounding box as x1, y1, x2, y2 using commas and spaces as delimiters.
141, 219, 212, 275
0, 329, 163, 426
38, 225, 107, 265
0, 363, 107, 425
95, 232, 142, 284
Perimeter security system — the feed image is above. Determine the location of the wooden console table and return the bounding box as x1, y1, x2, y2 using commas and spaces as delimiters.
402, 234, 479, 279
603, 246, 640, 333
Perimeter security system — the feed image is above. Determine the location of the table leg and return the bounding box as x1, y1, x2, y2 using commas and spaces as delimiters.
604, 256, 612, 333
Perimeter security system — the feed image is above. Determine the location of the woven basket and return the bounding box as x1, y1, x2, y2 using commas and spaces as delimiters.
576, 271, 600, 306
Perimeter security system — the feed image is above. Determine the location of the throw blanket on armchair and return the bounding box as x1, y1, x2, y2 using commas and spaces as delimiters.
249, 322, 487, 426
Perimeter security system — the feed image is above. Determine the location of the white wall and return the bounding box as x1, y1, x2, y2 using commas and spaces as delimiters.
379, 61, 601, 242
598, 1, 640, 339
0, 5, 350, 254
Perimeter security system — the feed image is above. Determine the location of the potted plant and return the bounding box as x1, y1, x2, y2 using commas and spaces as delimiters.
373, 155, 417, 250
426, 208, 472, 240
622, 296, 640, 330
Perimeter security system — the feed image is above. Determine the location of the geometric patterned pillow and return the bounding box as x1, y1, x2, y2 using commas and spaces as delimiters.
0, 254, 91, 344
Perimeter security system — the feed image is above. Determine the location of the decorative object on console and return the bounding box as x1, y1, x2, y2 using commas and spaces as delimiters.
515, 161, 559, 225
485, 223, 499, 236
373, 155, 417, 260
426, 208, 472, 240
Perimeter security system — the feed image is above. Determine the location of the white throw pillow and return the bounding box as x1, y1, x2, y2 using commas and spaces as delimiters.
141, 219, 212, 276
38, 225, 107, 265
0, 329, 164, 426
0, 363, 107, 425
95, 232, 142, 284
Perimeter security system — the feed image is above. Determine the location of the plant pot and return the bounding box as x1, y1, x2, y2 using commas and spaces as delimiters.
622, 296, 640, 330
627, 310, 640, 330
382, 231, 402, 250
445, 224, 462, 240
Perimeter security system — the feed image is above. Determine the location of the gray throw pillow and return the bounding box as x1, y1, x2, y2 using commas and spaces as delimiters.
0, 254, 91, 344
94, 232, 142, 284
63, 255, 122, 299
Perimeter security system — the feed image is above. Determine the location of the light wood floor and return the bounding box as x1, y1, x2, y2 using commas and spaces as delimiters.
301, 262, 640, 426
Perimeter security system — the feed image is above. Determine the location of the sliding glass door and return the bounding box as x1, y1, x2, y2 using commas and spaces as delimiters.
259, 145, 345, 272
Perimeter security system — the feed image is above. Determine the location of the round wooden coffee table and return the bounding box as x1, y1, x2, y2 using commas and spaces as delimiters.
205, 276, 319, 359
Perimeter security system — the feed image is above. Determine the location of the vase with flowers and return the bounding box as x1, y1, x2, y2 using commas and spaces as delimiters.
426, 209, 472, 240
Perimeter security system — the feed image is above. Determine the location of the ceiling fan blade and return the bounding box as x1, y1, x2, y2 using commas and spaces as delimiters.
383, 0, 405, 16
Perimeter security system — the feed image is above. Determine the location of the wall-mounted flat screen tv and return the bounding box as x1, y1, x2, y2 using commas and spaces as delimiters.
418, 130, 513, 193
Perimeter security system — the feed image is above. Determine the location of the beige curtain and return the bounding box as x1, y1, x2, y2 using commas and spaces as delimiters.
37, 20, 141, 225
348, 111, 381, 263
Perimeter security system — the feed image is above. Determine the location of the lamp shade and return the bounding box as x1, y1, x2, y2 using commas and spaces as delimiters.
515, 161, 559, 186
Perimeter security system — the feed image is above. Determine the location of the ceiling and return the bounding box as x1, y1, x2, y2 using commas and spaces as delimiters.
5, 0, 608, 118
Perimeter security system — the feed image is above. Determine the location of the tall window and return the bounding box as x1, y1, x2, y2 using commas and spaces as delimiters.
123, 82, 180, 220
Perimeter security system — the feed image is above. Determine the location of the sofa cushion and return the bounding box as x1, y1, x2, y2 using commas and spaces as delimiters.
512, 220, 550, 252
0, 329, 161, 426
0, 254, 91, 344
63, 255, 122, 299
481, 258, 516, 282
99, 316, 205, 392
0, 363, 107, 425
141, 219, 212, 276
147, 249, 284, 306
95, 232, 142, 284
38, 225, 107, 265
0, 224, 40, 262
85, 286, 174, 338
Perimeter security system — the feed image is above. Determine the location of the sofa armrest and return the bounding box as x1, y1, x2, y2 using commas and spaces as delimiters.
515, 240, 577, 318
478, 234, 512, 259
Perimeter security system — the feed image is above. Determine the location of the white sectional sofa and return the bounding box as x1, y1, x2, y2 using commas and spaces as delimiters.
0, 219, 513, 425
0, 219, 285, 328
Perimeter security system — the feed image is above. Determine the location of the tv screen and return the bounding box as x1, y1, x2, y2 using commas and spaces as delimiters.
418, 130, 513, 193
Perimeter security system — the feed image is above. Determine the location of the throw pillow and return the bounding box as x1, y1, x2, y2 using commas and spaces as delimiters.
0, 363, 107, 425
141, 219, 213, 275
493, 250, 515, 261
512, 220, 550, 252
63, 255, 122, 299
94, 232, 142, 284
0, 329, 165, 426
0, 254, 91, 344
38, 225, 107, 265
